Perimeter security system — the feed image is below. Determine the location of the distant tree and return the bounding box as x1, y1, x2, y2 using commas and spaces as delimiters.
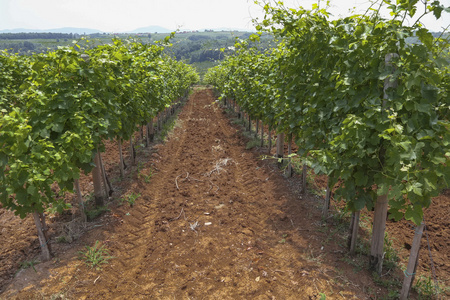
23, 41, 35, 51
188, 35, 211, 42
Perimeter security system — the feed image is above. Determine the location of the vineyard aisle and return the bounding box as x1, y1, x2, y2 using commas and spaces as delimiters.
3, 88, 374, 299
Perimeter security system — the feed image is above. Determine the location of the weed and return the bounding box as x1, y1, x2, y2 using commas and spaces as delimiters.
246, 138, 262, 149
78, 240, 113, 270
225, 107, 236, 115
355, 238, 370, 256
372, 271, 401, 290
135, 143, 146, 151
18, 259, 40, 273
49, 292, 66, 300
319, 293, 326, 300
157, 112, 183, 142
138, 167, 153, 183
382, 289, 400, 300
278, 233, 288, 244
341, 253, 365, 273
56, 235, 68, 243
119, 192, 140, 207
383, 232, 399, 271
231, 118, 242, 125
323, 218, 348, 246
414, 275, 447, 299
136, 161, 144, 176
304, 250, 324, 265
143, 173, 152, 183
86, 206, 110, 221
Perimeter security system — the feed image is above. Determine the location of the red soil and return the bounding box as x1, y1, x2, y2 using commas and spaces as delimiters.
0, 88, 448, 299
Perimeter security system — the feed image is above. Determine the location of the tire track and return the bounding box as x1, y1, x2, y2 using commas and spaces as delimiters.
2, 88, 366, 299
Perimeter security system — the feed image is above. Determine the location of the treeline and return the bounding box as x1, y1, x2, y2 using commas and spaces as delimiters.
1, 41, 38, 53
0, 31, 276, 64
167, 33, 274, 64
0, 32, 76, 40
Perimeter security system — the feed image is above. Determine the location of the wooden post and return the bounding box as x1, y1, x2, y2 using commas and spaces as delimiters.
370, 53, 398, 274
248, 115, 251, 132
74, 179, 87, 222
400, 222, 425, 300
322, 178, 332, 218
287, 133, 293, 177
268, 127, 272, 154
39, 212, 47, 231
255, 120, 259, 137
144, 125, 149, 147
260, 122, 264, 148
369, 194, 389, 273
129, 137, 135, 166
33, 211, 52, 261
99, 152, 112, 196
92, 151, 105, 207
118, 138, 125, 178
148, 121, 154, 142
349, 211, 361, 255
276, 133, 285, 159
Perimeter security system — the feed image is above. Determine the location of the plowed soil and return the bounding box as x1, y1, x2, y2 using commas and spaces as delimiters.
0, 88, 448, 299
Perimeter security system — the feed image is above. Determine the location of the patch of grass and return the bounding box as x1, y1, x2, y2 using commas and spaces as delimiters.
321, 208, 350, 245
157, 109, 183, 142
49, 292, 66, 300
86, 206, 110, 221
138, 167, 153, 183
231, 117, 245, 127
383, 232, 399, 271
56, 235, 68, 243
303, 247, 324, 265
245, 138, 262, 150
355, 237, 371, 256
414, 275, 448, 299
278, 233, 288, 244
381, 289, 400, 300
323, 221, 348, 246
341, 253, 366, 273
18, 259, 40, 273
78, 240, 113, 270
136, 161, 145, 176
119, 192, 140, 207
143, 172, 153, 183
234, 126, 265, 150
372, 271, 402, 295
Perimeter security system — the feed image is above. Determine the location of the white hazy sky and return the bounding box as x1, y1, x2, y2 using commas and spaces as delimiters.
0, 0, 448, 32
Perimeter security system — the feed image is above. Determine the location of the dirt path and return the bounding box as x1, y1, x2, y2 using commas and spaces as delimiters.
3, 88, 441, 299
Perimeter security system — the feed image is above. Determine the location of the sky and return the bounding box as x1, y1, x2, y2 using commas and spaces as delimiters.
0, 0, 448, 32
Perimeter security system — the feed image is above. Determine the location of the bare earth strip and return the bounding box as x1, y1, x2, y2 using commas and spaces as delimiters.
2, 88, 402, 299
